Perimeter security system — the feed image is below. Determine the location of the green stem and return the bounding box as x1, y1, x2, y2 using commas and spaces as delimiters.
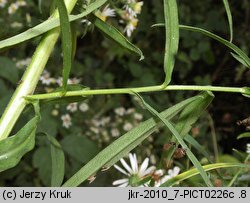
0, 0, 78, 141
25, 85, 246, 100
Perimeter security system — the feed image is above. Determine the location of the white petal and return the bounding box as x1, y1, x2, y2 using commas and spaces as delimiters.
141, 166, 156, 177
113, 179, 129, 185
114, 164, 128, 176
139, 158, 149, 175
173, 166, 180, 176
133, 153, 139, 172
120, 158, 133, 174
129, 153, 138, 173
118, 183, 129, 187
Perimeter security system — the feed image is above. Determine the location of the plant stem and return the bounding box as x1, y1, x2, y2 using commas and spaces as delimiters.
0, 0, 78, 141
25, 85, 247, 100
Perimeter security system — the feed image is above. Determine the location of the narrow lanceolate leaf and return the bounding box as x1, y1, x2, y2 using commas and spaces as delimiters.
92, 15, 144, 60
56, 0, 72, 90
0, 0, 108, 50
184, 134, 212, 163
152, 24, 250, 68
237, 132, 250, 139
164, 91, 214, 168
0, 117, 39, 172
160, 163, 248, 187
222, 0, 233, 42
47, 134, 65, 187
179, 25, 250, 67
63, 95, 199, 186
163, 0, 179, 85
133, 92, 213, 186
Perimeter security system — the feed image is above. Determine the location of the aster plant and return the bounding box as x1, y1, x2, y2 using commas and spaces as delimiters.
0, 0, 249, 187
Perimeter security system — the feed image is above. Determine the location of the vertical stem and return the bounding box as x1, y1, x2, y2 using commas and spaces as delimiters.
0, 0, 78, 140
208, 114, 219, 162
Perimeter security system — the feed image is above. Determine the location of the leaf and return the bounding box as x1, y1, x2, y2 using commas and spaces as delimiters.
237, 132, 250, 139
56, 0, 72, 90
231, 52, 248, 67
163, 0, 179, 85
91, 15, 144, 60
133, 92, 213, 186
61, 135, 98, 164
184, 134, 212, 163
152, 24, 250, 68
0, 116, 39, 172
163, 91, 214, 167
47, 134, 65, 187
62, 95, 198, 186
33, 146, 51, 186
222, 0, 233, 42
160, 163, 248, 187
0, 56, 18, 84
0, 0, 108, 50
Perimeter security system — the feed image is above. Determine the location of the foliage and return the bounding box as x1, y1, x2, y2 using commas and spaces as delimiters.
0, 0, 249, 187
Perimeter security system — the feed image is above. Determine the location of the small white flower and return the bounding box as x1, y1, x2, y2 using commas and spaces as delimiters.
100, 117, 111, 126
40, 70, 55, 85
81, 19, 92, 26
247, 143, 250, 154
66, 103, 78, 113
114, 107, 126, 116
90, 127, 99, 134
126, 108, 135, 115
111, 128, 120, 137
61, 114, 72, 128
154, 166, 181, 187
134, 113, 143, 120
17, 0, 26, 7
16, 58, 31, 69
68, 77, 81, 84
113, 153, 156, 187
8, 3, 19, 14
96, 4, 116, 21
79, 103, 89, 112
124, 18, 138, 37
123, 122, 133, 131
91, 119, 102, 127
0, 0, 7, 8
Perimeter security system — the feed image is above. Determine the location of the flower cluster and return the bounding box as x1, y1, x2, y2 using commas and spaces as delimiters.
84, 107, 143, 143
93, 1, 144, 37
8, 0, 26, 15
0, 0, 7, 8
112, 153, 180, 187
122, 0, 144, 37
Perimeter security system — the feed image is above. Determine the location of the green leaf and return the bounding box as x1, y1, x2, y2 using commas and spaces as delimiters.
184, 134, 212, 163
133, 92, 213, 186
0, 116, 39, 172
160, 163, 248, 187
56, 0, 72, 90
0, 0, 108, 50
152, 24, 250, 68
163, 0, 179, 85
61, 135, 98, 164
33, 146, 51, 186
91, 15, 144, 60
62, 95, 198, 186
237, 132, 250, 139
231, 52, 248, 67
47, 134, 65, 187
0, 56, 18, 84
222, 0, 233, 42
